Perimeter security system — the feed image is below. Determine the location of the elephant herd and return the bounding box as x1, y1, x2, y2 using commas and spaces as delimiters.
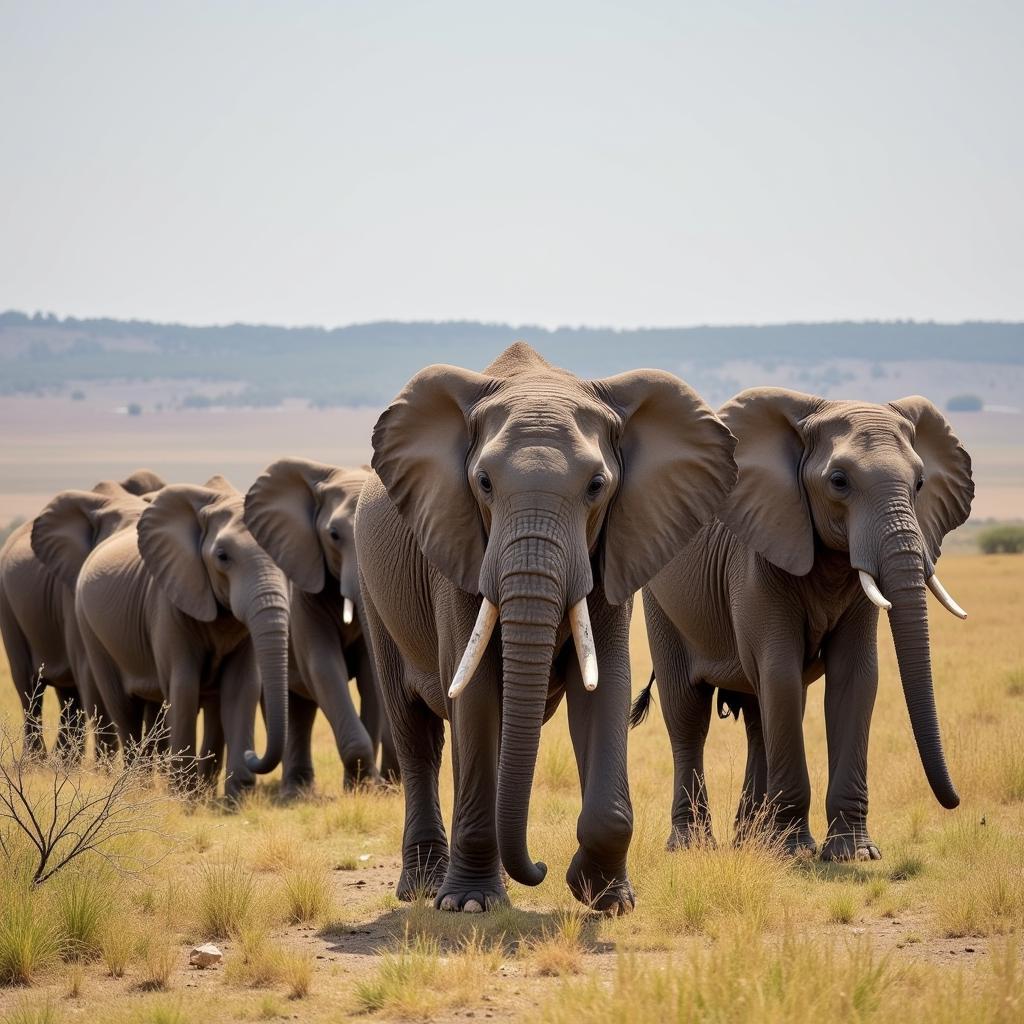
0, 342, 974, 916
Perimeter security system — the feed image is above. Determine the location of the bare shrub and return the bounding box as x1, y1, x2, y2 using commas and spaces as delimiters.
0, 699, 177, 887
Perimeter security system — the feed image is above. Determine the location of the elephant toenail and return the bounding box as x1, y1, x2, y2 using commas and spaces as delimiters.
440, 895, 458, 912
463, 899, 483, 913
856, 848, 870, 861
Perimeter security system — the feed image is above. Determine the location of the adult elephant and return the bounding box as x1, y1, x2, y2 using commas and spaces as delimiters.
73, 480, 290, 800
356, 343, 737, 914
0, 470, 165, 757
244, 458, 398, 794
636, 389, 973, 861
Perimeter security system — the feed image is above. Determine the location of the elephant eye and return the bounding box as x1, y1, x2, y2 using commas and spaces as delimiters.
477, 472, 492, 494
215, 548, 229, 563
829, 470, 849, 491
587, 475, 606, 498
329, 526, 340, 541
916, 477, 925, 493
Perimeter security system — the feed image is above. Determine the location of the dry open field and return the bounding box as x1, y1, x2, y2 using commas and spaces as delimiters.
0, 553, 1021, 1023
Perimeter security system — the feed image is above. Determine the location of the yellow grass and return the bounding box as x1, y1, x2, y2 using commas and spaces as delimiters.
0, 553, 1021, 1022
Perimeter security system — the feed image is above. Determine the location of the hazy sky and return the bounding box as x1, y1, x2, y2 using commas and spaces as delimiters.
2, 1, 1022, 328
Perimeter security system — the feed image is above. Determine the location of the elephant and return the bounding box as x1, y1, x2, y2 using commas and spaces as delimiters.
355, 342, 737, 914
0, 469, 165, 758
243, 458, 398, 794
69, 479, 290, 800
635, 388, 973, 861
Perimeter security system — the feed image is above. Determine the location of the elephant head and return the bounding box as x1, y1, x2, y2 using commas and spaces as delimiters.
31, 479, 160, 589
137, 483, 290, 775
243, 458, 368, 623
718, 388, 973, 809
372, 342, 737, 885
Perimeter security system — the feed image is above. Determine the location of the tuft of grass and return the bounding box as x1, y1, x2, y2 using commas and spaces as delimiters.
51, 866, 112, 961
99, 921, 137, 978
1005, 667, 1024, 697
283, 952, 313, 999
527, 909, 587, 977
252, 827, 302, 873
137, 934, 176, 992
887, 850, 925, 881
0, 884, 63, 986
281, 863, 332, 924
196, 858, 256, 938
826, 890, 857, 924
355, 930, 504, 1017
0, 996, 61, 1024
64, 963, 85, 999
256, 994, 283, 1019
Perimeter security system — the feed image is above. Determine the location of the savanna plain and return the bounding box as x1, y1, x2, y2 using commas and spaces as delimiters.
0, 554, 1021, 1024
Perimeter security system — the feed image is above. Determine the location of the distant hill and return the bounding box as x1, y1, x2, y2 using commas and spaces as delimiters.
2, 311, 1023, 409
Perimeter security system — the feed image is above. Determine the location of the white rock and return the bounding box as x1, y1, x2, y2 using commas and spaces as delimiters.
190, 943, 223, 968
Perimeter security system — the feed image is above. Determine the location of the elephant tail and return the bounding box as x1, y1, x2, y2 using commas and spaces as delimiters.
629, 671, 657, 728
717, 688, 743, 721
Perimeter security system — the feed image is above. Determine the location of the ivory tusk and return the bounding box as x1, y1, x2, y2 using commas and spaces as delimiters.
927, 573, 967, 620
569, 598, 599, 691
343, 597, 354, 625
858, 571, 892, 612
448, 599, 498, 699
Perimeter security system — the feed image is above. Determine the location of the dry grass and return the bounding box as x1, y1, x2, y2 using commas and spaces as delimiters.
0, 553, 1021, 1022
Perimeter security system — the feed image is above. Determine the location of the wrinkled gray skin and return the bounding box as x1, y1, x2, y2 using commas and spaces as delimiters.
0, 470, 165, 758
642, 389, 973, 860
72, 479, 290, 800
356, 343, 737, 913
244, 459, 398, 794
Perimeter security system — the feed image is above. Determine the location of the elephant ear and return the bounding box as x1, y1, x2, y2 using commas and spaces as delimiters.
592, 370, 738, 606
372, 364, 498, 594
718, 388, 822, 577
890, 396, 974, 561
137, 485, 220, 622
31, 490, 111, 588
245, 458, 336, 592
118, 469, 166, 496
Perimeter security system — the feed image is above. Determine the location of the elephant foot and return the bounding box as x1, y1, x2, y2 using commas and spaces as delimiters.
776, 819, 817, 857
396, 845, 450, 901
380, 758, 401, 785
666, 820, 715, 852
344, 766, 384, 791
822, 822, 881, 862
435, 881, 508, 914
566, 849, 635, 917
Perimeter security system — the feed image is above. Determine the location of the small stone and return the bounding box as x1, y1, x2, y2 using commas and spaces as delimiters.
965, 947, 975, 953
189, 943, 222, 968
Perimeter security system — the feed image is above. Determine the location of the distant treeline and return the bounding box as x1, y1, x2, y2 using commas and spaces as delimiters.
2, 311, 1022, 408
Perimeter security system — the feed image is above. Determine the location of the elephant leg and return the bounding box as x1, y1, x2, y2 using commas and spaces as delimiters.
282, 691, 317, 797
355, 645, 400, 782
758, 660, 815, 855
220, 644, 258, 804
166, 669, 201, 796
199, 697, 226, 789
733, 693, 769, 839
565, 590, 635, 916
437, 628, 504, 914
822, 606, 881, 862
644, 591, 713, 850
54, 686, 86, 763
141, 700, 171, 755
0, 599, 45, 757
362, 591, 448, 900
77, 615, 126, 761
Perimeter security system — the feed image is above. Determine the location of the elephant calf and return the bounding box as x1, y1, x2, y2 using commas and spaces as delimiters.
70, 479, 290, 800
638, 389, 973, 860
1, 469, 165, 758
244, 458, 397, 795
356, 342, 737, 914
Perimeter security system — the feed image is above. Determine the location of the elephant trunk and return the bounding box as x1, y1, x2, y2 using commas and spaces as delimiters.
878, 512, 959, 809
243, 594, 290, 775
493, 509, 576, 887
